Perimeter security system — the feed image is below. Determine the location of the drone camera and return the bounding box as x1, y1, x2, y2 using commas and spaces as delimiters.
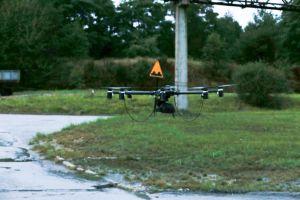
202, 91, 209, 99
127, 94, 132, 99
217, 89, 224, 97
107, 89, 113, 99
160, 91, 168, 101
127, 90, 132, 99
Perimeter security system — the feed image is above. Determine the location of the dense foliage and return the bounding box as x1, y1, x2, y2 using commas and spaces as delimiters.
233, 62, 289, 108
0, 0, 88, 88
0, 0, 299, 91
280, 0, 300, 63
236, 12, 279, 63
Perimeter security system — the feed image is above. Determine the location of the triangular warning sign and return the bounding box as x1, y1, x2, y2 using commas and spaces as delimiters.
150, 61, 164, 78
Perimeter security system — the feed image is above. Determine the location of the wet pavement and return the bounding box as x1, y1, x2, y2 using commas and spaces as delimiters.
0, 114, 299, 200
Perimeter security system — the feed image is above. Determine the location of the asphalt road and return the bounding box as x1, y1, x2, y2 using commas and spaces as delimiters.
0, 114, 299, 200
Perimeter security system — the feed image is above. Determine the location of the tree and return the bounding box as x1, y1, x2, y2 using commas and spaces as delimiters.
0, 0, 89, 88
236, 11, 279, 63
280, 0, 300, 64
51, 0, 116, 58
202, 33, 226, 61
115, 0, 168, 57
202, 32, 230, 79
186, 6, 241, 60
157, 4, 175, 58
126, 34, 160, 57
215, 15, 242, 60
187, 5, 214, 59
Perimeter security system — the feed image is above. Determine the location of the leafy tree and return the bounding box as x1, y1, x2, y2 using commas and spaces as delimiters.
187, 6, 241, 60
0, 0, 89, 88
215, 15, 242, 60
202, 33, 226, 61
157, 5, 175, 58
115, 0, 167, 57
126, 34, 160, 57
280, 0, 300, 64
236, 11, 279, 63
51, 0, 116, 58
202, 33, 230, 79
187, 5, 214, 58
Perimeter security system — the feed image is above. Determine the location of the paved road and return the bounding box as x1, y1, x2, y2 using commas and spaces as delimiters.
0, 114, 299, 200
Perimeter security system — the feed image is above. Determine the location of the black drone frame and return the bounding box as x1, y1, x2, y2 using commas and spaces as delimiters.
107, 85, 230, 120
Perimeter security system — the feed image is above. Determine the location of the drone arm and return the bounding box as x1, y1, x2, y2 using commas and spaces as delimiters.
176, 89, 224, 99
126, 91, 156, 95
176, 91, 203, 95
107, 90, 156, 100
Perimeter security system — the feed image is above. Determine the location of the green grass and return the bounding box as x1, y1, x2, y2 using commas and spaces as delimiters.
28, 92, 300, 193
0, 90, 148, 115
1, 90, 300, 115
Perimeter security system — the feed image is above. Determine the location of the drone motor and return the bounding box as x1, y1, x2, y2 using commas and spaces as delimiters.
107, 89, 113, 99
217, 89, 224, 97
201, 91, 209, 99
119, 89, 125, 100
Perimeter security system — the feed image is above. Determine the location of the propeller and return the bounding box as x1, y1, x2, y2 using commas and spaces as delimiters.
189, 86, 209, 90
107, 86, 132, 90
217, 84, 236, 88
190, 84, 236, 90
161, 85, 176, 90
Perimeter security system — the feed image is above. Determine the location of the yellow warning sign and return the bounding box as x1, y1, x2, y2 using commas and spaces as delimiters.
149, 61, 164, 78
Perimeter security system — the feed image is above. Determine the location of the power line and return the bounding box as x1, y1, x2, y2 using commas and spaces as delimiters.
165, 0, 300, 12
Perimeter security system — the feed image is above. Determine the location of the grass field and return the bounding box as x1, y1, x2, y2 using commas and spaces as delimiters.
20, 90, 300, 193
1, 90, 300, 115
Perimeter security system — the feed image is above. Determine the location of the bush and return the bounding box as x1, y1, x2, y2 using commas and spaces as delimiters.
47, 57, 233, 89
291, 65, 300, 92
45, 60, 86, 89
78, 58, 175, 89
203, 61, 232, 81
233, 62, 289, 108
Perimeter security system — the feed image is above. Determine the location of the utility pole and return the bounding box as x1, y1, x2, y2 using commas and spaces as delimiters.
175, 0, 189, 110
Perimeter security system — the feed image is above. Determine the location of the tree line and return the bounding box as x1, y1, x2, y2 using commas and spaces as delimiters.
0, 0, 299, 89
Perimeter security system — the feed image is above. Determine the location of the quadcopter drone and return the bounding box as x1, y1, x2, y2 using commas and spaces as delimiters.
107, 84, 234, 121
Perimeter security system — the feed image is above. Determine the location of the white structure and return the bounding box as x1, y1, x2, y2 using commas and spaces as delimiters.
175, 0, 189, 110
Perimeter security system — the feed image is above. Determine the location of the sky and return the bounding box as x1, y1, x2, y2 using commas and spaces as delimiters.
112, 0, 282, 28
213, 5, 281, 27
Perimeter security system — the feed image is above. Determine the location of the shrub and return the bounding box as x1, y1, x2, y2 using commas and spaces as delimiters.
48, 57, 233, 89
83, 61, 99, 88
233, 62, 289, 108
203, 61, 231, 81
291, 65, 300, 92
68, 64, 85, 88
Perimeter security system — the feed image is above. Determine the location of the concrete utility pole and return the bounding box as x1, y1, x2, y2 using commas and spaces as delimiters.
175, 0, 189, 110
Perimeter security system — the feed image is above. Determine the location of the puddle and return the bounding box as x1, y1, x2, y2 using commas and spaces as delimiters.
0, 147, 32, 162
0, 132, 15, 147
0, 166, 11, 169
0, 139, 13, 147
